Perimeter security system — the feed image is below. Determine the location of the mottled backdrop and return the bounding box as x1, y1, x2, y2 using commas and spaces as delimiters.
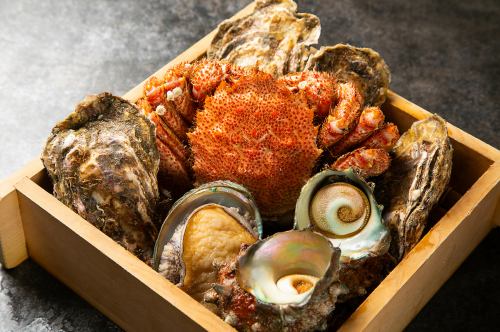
0, 0, 499, 331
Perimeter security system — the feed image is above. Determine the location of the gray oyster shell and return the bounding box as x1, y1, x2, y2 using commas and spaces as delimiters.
154, 181, 262, 301
376, 114, 453, 260
295, 169, 391, 300
41, 93, 160, 262
207, 0, 320, 77
305, 44, 391, 106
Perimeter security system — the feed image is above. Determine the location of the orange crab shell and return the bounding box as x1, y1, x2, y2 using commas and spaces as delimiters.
188, 71, 322, 216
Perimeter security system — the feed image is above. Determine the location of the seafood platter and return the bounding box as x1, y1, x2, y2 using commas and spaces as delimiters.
1, 1, 499, 331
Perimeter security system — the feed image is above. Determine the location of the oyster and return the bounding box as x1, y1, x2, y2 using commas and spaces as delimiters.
41, 93, 159, 262
305, 44, 391, 106
376, 115, 453, 260
207, 0, 320, 76
154, 181, 262, 301
295, 169, 391, 299
215, 230, 342, 332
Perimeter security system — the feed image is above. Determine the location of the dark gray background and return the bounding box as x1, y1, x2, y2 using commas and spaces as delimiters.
0, 0, 499, 331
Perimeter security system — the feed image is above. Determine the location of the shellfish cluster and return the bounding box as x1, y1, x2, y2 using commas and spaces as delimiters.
40, 0, 453, 331
153, 170, 392, 331
134, 2, 400, 220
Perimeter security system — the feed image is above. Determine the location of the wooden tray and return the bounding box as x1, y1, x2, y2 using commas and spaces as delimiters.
1, 3, 499, 331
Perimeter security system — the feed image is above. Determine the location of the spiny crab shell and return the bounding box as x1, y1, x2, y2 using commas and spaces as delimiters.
189, 70, 322, 217
295, 169, 391, 299
153, 181, 262, 301
213, 230, 342, 332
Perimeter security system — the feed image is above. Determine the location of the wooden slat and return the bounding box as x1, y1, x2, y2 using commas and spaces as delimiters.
339, 161, 500, 332
1, 159, 45, 188
0, 159, 44, 268
0, 190, 26, 268
494, 195, 500, 227
15, 176, 234, 332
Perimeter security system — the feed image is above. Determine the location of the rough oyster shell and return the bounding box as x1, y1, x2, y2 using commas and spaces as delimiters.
41, 93, 160, 262
154, 181, 262, 301
305, 44, 391, 106
376, 114, 453, 260
215, 230, 342, 332
295, 169, 391, 299
207, 0, 320, 76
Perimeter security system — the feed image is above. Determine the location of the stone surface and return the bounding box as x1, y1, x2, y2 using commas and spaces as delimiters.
0, 0, 498, 331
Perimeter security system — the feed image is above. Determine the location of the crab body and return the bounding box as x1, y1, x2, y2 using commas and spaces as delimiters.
136, 60, 399, 217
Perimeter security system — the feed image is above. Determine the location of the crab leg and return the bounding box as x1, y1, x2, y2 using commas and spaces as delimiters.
190, 59, 233, 103
328, 106, 385, 156
137, 60, 242, 192
167, 77, 196, 122
277, 71, 337, 117
147, 112, 189, 163
144, 64, 196, 123
156, 138, 191, 194
143, 76, 167, 107
359, 122, 400, 151
318, 81, 364, 148
144, 94, 191, 193
331, 147, 390, 178
154, 103, 190, 142
144, 78, 193, 122
137, 97, 189, 142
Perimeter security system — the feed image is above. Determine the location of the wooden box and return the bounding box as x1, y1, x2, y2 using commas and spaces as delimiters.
1, 3, 499, 331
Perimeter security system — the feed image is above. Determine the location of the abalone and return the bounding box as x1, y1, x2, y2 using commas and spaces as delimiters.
305, 44, 391, 106
154, 181, 262, 302
41, 93, 160, 262
376, 114, 453, 260
207, 0, 320, 76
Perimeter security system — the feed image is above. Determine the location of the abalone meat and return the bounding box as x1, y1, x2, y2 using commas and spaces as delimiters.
154, 181, 262, 302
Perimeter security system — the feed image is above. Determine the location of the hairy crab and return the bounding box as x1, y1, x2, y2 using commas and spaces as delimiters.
136, 59, 399, 218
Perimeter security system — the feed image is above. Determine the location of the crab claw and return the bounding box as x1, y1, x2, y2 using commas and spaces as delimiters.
190, 60, 232, 102
278, 71, 337, 117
